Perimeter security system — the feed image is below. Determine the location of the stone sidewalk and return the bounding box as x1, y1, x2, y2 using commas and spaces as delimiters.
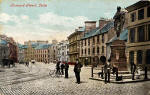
0, 63, 150, 95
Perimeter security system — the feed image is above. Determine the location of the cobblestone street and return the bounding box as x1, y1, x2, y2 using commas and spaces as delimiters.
0, 63, 150, 95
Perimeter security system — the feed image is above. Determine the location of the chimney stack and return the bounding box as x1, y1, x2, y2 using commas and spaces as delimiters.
99, 18, 110, 29
85, 21, 96, 33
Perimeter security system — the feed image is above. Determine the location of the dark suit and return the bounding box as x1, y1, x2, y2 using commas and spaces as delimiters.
74, 62, 83, 83
65, 63, 69, 78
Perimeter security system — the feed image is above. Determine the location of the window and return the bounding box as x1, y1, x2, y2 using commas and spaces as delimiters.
130, 28, 135, 43
148, 24, 150, 41
88, 48, 90, 55
85, 40, 86, 46
129, 51, 134, 64
138, 25, 145, 42
93, 37, 95, 44
88, 39, 90, 46
147, 6, 150, 17
81, 41, 83, 47
97, 35, 99, 43
93, 48, 95, 54
137, 50, 143, 64
138, 9, 144, 20
131, 12, 136, 22
102, 46, 104, 53
102, 34, 104, 43
97, 47, 99, 54
85, 49, 86, 55
146, 49, 150, 64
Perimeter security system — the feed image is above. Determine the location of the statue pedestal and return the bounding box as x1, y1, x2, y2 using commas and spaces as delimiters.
110, 40, 127, 71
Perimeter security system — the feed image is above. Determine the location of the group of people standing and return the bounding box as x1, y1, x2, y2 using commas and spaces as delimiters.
56, 59, 83, 84
56, 61, 69, 78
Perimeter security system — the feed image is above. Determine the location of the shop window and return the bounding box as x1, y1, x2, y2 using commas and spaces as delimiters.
130, 28, 135, 43
138, 9, 144, 20
137, 50, 143, 64
138, 25, 145, 42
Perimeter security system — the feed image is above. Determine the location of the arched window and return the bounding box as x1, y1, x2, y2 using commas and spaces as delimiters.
137, 50, 143, 64
146, 49, 150, 64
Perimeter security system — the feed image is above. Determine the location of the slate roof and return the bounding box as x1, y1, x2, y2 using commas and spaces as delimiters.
17, 43, 51, 49
95, 21, 114, 35
35, 44, 51, 50
81, 21, 114, 40
81, 27, 100, 39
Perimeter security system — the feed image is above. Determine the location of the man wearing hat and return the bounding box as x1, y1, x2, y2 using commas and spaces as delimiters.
74, 59, 83, 84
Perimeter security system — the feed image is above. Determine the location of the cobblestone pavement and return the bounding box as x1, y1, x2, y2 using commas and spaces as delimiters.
0, 63, 150, 95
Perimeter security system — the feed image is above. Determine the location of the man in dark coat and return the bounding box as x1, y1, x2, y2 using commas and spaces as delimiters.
74, 59, 83, 84
131, 62, 136, 80
56, 61, 61, 74
65, 62, 69, 78
60, 62, 65, 75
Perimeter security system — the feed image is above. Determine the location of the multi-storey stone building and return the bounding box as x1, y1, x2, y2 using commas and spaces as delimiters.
24, 40, 50, 63
49, 40, 58, 63
57, 40, 69, 62
34, 44, 51, 63
0, 35, 18, 63
68, 27, 84, 63
126, 1, 150, 67
79, 19, 116, 65
0, 39, 9, 64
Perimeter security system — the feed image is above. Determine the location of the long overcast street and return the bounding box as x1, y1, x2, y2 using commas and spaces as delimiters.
0, 63, 149, 95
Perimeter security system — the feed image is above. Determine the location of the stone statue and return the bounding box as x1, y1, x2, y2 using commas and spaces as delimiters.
113, 6, 126, 38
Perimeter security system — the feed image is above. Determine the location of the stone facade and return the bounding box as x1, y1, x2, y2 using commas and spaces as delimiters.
49, 41, 58, 63
68, 27, 84, 63
79, 19, 116, 65
57, 40, 69, 62
126, 1, 150, 68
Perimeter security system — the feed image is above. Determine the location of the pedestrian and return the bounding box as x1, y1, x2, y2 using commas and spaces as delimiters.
56, 61, 61, 75
131, 62, 136, 80
104, 58, 112, 83
60, 62, 65, 75
26, 61, 29, 67
65, 62, 69, 78
112, 65, 119, 81
74, 59, 83, 84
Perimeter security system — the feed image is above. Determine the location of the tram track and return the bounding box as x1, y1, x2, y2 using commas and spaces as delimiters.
0, 63, 43, 87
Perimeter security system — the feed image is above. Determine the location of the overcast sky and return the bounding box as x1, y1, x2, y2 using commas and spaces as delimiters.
0, 0, 139, 44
